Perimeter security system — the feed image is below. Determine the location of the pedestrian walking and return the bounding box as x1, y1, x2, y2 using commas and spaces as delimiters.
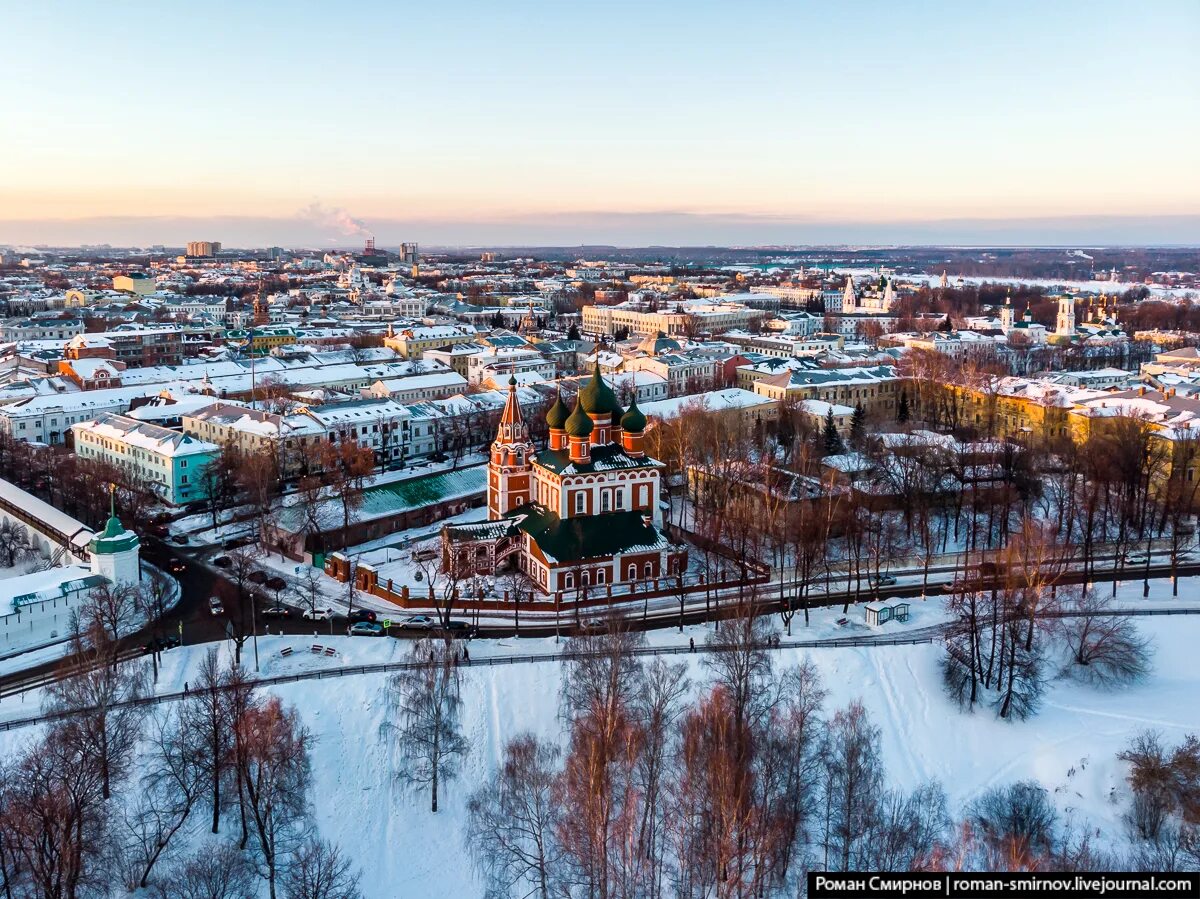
689, 637, 695, 653
183, 681, 188, 694
463, 646, 470, 662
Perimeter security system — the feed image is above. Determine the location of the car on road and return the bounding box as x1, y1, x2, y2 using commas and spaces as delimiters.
870, 573, 897, 587
302, 607, 336, 621
399, 615, 434, 630
262, 606, 291, 619
171, 535, 189, 545
168, 560, 187, 574
438, 620, 475, 636
141, 636, 181, 654
207, 596, 224, 616
349, 622, 385, 637
212, 555, 232, 568
348, 609, 377, 623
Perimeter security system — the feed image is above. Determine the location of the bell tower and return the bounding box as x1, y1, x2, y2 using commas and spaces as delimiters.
488, 375, 534, 520
1056, 296, 1075, 338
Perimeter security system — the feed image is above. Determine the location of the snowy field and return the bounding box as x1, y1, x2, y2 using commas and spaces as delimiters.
2, 597, 1197, 896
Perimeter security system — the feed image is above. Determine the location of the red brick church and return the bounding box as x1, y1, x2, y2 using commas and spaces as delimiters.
442, 366, 687, 596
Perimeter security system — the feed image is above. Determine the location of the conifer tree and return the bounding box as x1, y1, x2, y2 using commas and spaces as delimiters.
823, 408, 843, 455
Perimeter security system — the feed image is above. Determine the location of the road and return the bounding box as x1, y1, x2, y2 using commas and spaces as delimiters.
2, 531, 1198, 701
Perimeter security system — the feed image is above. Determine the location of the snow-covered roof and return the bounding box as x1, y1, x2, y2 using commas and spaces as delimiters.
72, 413, 220, 457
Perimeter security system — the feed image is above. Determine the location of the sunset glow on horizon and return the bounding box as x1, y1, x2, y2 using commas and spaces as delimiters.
2, 0, 1197, 245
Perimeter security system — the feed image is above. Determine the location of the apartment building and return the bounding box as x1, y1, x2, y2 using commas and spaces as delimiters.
384, 325, 477, 359
751, 365, 902, 417
71, 413, 219, 505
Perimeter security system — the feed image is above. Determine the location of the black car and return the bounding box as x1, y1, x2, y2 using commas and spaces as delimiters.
439, 620, 475, 636
141, 636, 180, 654
347, 608, 377, 623
213, 555, 232, 568
168, 560, 187, 574
247, 570, 269, 585
171, 535, 189, 545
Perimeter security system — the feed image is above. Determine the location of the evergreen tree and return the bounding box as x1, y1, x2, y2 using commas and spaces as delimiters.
898, 390, 910, 423
823, 407, 844, 455
850, 403, 866, 447
566, 323, 581, 341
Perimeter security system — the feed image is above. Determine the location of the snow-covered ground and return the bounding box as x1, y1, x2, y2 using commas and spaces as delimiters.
2, 591, 1197, 897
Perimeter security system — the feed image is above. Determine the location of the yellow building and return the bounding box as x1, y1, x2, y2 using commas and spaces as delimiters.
225, 326, 296, 354
112, 273, 155, 296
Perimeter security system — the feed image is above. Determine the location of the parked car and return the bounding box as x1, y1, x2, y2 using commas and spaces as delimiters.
347, 609, 377, 623
302, 607, 336, 621
213, 556, 232, 568
141, 636, 180, 654
247, 570, 269, 585
262, 606, 291, 619
171, 535, 189, 545
399, 615, 434, 630
349, 622, 385, 637
266, 576, 288, 591
207, 596, 224, 616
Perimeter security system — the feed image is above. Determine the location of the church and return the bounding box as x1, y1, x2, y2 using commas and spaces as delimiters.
441, 366, 687, 596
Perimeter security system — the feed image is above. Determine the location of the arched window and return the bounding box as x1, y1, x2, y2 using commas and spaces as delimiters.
564, 573, 574, 589
644, 562, 653, 579
600, 491, 610, 512
597, 569, 606, 585
581, 572, 590, 588
628, 564, 636, 580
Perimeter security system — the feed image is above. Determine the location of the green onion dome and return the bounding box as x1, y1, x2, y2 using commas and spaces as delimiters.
545, 392, 569, 429
564, 398, 594, 438
620, 397, 647, 433
577, 363, 619, 415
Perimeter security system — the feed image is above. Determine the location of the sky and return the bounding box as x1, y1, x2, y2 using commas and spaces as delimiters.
1, 0, 1197, 247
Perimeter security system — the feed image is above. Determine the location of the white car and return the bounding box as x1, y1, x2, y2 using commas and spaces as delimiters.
302, 607, 336, 621
207, 596, 224, 616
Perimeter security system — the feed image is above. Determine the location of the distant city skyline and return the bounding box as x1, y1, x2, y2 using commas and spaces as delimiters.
2, 0, 1197, 246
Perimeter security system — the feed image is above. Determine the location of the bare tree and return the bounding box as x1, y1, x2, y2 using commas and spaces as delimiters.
237, 696, 313, 899
1058, 591, 1152, 687
819, 701, 883, 872
74, 580, 140, 667
384, 640, 469, 813
0, 519, 33, 567
44, 625, 148, 800
184, 647, 255, 837
136, 569, 175, 683
965, 781, 1058, 870
1119, 731, 1200, 843
466, 734, 564, 899
119, 706, 207, 889
154, 841, 256, 899
279, 837, 363, 899
0, 722, 110, 899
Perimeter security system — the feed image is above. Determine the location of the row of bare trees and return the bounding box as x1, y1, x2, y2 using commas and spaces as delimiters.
462, 618, 1156, 898
0, 618, 360, 899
